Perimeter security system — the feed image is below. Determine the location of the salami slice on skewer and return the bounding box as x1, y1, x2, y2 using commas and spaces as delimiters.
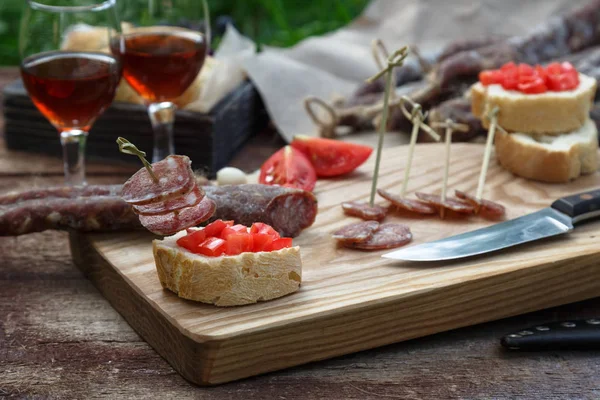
133, 185, 205, 216
348, 223, 412, 250
342, 201, 388, 221
121, 155, 195, 206
138, 197, 216, 236
414, 192, 475, 215
377, 189, 436, 215
455, 190, 506, 219
332, 221, 380, 244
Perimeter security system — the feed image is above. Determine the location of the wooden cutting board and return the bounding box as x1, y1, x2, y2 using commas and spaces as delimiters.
70, 143, 600, 386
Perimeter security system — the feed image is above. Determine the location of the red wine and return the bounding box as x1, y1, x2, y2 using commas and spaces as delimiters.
21, 51, 121, 131
110, 31, 207, 103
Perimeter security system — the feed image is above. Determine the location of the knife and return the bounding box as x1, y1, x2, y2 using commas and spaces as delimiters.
382, 188, 600, 261
501, 318, 600, 350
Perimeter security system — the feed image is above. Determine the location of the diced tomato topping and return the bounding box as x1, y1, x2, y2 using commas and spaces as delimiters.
176, 229, 207, 252
250, 222, 280, 240
203, 220, 229, 238
252, 233, 274, 252
270, 238, 293, 251
479, 70, 503, 86
517, 77, 547, 94
197, 237, 226, 257
560, 62, 576, 74
176, 220, 292, 256
224, 232, 254, 256
221, 224, 248, 239
479, 61, 579, 93
546, 62, 562, 75
517, 63, 534, 76
500, 62, 516, 71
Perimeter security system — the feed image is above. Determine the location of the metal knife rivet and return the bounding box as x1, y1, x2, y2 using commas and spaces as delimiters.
561, 322, 576, 328
536, 326, 550, 331
586, 319, 600, 325
518, 330, 534, 336
508, 334, 521, 338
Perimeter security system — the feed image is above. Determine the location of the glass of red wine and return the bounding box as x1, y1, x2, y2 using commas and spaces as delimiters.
110, 0, 211, 162
19, 0, 122, 185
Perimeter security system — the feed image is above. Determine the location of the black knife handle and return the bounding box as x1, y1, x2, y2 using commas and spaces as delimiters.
551, 189, 600, 223
501, 318, 600, 351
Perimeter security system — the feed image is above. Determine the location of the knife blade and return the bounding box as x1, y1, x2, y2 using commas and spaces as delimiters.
501, 318, 600, 350
382, 188, 600, 261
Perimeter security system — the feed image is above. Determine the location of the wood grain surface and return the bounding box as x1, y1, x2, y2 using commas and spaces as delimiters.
2, 66, 600, 399
73, 142, 600, 385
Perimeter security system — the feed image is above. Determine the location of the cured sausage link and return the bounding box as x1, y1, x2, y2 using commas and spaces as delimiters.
0, 184, 318, 237
0, 185, 122, 205
205, 184, 318, 238
0, 196, 140, 236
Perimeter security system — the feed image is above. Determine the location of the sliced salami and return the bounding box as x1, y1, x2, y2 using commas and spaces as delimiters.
332, 221, 379, 244
342, 201, 388, 221
121, 155, 195, 206
133, 185, 205, 216
414, 192, 475, 215
138, 196, 216, 236
455, 190, 506, 219
348, 223, 412, 250
377, 189, 436, 215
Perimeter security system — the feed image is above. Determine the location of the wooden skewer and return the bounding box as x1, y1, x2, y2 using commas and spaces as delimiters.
430, 119, 469, 202
431, 119, 469, 219
476, 106, 503, 200
398, 96, 441, 197
365, 46, 409, 207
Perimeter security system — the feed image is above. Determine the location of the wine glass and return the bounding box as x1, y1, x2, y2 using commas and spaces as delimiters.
110, 0, 211, 162
19, 0, 122, 185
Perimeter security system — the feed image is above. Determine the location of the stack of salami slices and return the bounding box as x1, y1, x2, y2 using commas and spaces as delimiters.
121, 155, 216, 235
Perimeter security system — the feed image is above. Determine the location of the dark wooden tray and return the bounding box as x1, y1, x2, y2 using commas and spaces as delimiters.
3, 79, 268, 177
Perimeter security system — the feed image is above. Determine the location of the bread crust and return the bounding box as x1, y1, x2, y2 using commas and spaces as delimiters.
471, 75, 597, 135
153, 233, 302, 306
494, 119, 599, 183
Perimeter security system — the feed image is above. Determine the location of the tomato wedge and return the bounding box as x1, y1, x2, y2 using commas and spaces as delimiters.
259, 146, 317, 191
291, 135, 373, 177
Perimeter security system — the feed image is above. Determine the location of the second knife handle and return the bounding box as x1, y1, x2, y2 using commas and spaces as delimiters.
551, 189, 600, 223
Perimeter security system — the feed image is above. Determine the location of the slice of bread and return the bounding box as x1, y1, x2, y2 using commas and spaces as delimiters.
495, 118, 599, 183
153, 232, 302, 306
471, 74, 597, 135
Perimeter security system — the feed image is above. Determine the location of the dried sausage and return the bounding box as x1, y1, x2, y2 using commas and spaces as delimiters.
332, 221, 379, 244
455, 190, 506, 219
133, 185, 204, 216
414, 192, 475, 215
377, 189, 437, 214
341, 201, 388, 221
348, 223, 412, 250
121, 155, 195, 205
138, 197, 216, 236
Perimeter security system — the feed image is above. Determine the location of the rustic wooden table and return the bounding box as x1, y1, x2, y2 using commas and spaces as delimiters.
1, 67, 600, 399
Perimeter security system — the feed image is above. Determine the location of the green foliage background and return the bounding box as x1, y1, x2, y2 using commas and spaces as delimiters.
0, 0, 369, 66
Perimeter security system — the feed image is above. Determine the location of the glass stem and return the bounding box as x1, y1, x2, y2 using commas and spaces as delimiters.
60, 129, 88, 186
148, 102, 177, 162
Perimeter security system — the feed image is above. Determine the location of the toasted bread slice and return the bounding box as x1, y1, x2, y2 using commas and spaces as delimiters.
153, 232, 302, 306
471, 74, 597, 135
494, 118, 599, 183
